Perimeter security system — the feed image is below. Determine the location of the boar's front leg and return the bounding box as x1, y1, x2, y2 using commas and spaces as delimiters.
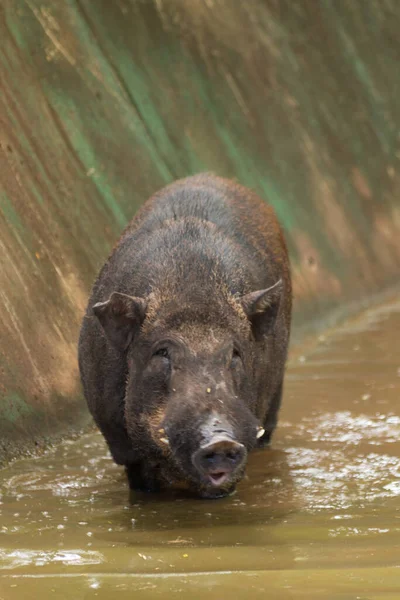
98, 421, 137, 466
125, 462, 161, 493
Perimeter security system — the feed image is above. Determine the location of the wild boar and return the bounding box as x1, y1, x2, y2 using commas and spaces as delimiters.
78, 173, 291, 498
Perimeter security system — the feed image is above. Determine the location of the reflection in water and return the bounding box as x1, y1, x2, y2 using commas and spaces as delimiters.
0, 549, 104, 568
1, 300, 400, 598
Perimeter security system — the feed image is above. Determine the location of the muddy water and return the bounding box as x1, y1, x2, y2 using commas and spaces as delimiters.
1, 301, 400, 599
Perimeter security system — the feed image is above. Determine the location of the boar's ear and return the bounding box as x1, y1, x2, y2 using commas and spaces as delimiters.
93, 292, 147, 351
240, 279, 282, 339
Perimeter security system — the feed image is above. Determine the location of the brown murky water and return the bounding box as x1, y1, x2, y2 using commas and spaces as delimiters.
1, 300, 400, 599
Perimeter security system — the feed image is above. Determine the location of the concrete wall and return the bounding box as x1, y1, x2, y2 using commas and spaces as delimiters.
1, 0, 400, 462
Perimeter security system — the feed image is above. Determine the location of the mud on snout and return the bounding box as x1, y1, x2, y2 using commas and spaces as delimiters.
147, 409, 263, 499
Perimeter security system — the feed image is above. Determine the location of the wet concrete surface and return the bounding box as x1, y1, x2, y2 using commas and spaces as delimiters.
0, 299, 400, 599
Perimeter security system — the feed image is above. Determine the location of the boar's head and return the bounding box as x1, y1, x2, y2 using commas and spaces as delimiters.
93, 280, 282, 498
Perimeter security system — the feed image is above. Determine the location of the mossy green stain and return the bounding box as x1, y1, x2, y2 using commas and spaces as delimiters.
0, 194, 25, 234
2, 393, 35, 425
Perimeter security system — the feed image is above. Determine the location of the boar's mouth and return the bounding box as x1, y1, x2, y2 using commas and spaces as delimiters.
157, 411, 259, 498
208, 470, 230, 487
191, 434, 247, 496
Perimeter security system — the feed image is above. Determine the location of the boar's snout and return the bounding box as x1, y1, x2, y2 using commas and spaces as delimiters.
192, 436, 247, 488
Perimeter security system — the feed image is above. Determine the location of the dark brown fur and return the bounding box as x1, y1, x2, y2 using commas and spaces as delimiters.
78, 174, 291, 498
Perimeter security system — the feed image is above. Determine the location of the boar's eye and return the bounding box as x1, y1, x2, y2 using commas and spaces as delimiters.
148, 347, 171, 376
152, 347, 170, 359
230, 347, 242, 368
